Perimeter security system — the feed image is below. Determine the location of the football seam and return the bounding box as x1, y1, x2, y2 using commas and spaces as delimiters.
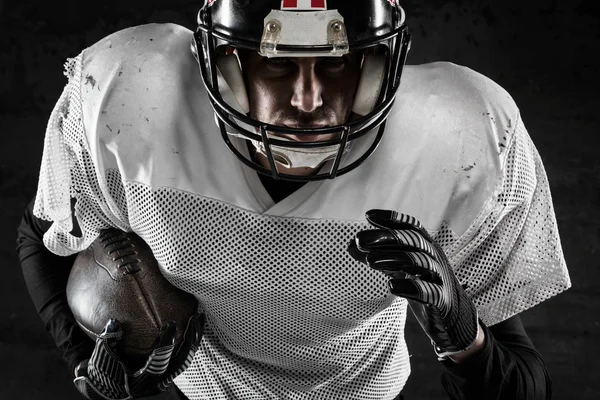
101, 232, 163, 350
75, 319, 102, 341
130, 263, 164, 345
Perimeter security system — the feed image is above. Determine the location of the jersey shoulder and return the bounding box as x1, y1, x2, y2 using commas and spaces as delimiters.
63, 23, 217, 191
384, 62, 522, 235
77, 23, 200, 125
82, 23, 195, 78
397, 61, 519, 131
73, 23, 209, 158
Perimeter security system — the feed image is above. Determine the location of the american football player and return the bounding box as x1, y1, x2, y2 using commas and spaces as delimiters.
16, 0, 571, 399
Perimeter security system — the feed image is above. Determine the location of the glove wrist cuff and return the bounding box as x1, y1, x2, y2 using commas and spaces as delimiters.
433, 318, 481, 361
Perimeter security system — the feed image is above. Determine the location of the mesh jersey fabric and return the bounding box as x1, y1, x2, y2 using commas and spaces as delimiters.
33, 24, 570, 399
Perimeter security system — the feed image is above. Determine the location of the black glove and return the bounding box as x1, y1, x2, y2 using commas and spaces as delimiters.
73, 313, 204, 399
348, 209, 479, 360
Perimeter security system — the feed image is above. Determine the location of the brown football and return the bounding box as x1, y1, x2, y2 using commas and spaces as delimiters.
66, 229, 198, 369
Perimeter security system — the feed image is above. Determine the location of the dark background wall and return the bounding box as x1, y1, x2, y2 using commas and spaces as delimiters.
1, 0, 598, 398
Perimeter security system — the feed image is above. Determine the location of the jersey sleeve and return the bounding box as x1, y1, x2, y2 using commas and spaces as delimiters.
437, 113, 571, 326
33, 53, 130, 256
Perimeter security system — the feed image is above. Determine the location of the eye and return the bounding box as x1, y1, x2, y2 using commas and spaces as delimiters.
318, 57, 347, 69
322, 57, 345, 65
265, 58, 292, 67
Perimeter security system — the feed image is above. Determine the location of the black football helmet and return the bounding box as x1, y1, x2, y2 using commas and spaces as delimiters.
193, 0, 411, 181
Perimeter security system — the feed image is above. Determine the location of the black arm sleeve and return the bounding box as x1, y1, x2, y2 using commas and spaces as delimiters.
440, 315, 551, 400
15, 197, 94, 377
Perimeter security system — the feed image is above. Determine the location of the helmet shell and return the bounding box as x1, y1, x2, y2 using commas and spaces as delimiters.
202, 0, 404, 50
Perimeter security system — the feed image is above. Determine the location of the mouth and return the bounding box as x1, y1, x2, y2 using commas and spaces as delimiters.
283, 123, 329, 129
271, 123, 336, 143
276, 133, 332, 143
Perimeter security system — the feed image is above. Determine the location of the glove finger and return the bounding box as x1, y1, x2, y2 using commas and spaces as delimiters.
100, 318, 124, 353
160, 313, 205, 390
74, 374, 129, 400
366, 252, 442, 284
73, 360, 106, 400
388, 278, 444, 309
133, 322, 176, 377
355, 228, 436, 258
148, 322, 177, 376
86, 319, 130, 399
365, 210, 432, 240
365, 209, 424, 230
347, 238, 368, 264
177, 313, 204, 358
355, 229, 415, 251
90, 319, 124, 368
129, 322, 177, 396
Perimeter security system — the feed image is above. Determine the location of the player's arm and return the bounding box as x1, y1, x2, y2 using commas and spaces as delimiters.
441, 314, 551, 400
349, 210, 551, 400
16, 196, 94, 377
17, 196, 204, 399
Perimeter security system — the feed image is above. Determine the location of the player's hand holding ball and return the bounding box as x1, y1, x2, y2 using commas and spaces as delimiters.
348, 209, 480, 360
67, 230, 205, 399
73, 315, 203, 399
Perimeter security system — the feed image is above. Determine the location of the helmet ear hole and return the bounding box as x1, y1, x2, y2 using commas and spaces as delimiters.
351, 54, 386, 116
216, 54, 250, 114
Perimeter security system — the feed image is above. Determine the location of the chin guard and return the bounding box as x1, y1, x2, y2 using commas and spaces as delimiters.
250, 136, 352, 169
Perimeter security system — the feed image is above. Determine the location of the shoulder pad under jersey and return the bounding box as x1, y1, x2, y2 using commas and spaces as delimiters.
387, 62, 520, 235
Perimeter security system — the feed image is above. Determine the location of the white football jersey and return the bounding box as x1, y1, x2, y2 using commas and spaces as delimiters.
34, 24, 570, 399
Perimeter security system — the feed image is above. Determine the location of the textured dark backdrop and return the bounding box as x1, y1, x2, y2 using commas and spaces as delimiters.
1, 0, 599, 398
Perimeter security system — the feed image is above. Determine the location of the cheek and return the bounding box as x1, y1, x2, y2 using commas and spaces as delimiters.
325, 75, 360, 117
247, 79, 286, 121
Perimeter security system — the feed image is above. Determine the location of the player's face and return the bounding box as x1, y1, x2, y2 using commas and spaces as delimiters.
239, 51, 363, 174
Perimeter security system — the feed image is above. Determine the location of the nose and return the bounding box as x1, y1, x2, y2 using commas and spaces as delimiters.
290, 60, 323, 113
